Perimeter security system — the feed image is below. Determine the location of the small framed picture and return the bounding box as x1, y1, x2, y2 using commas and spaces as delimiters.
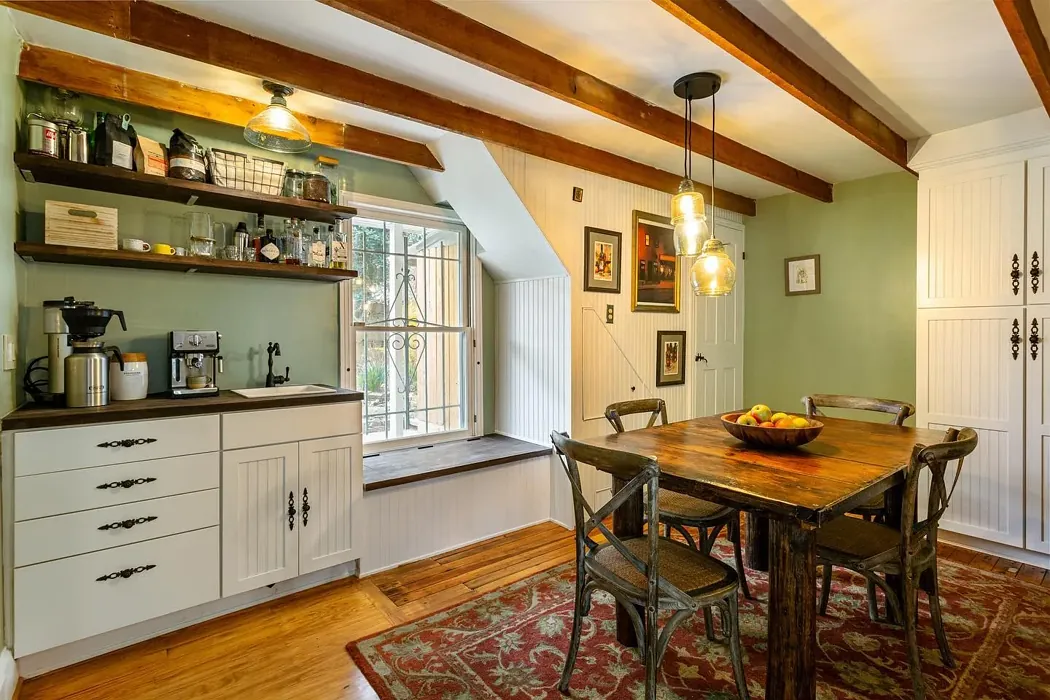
632, 210, 680, 313
785, 254, 821, 296
656, 330, 686, 387
583, 226, 621, 294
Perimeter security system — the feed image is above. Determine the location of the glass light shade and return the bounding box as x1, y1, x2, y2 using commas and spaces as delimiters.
244, 94, 312, 153
690, 238, 736, 296
671, 179, 707, 256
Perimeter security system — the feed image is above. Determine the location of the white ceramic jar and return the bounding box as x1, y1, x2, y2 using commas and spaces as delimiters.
109, 352, 149, 401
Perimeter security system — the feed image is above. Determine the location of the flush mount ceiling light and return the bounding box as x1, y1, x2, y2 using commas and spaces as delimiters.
671, 72, 736, 296
244, 81, 312, 153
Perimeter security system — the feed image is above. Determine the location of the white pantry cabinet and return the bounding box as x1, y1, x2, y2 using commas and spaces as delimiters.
298, 434, 362, 575
1026, 306, 1050, 554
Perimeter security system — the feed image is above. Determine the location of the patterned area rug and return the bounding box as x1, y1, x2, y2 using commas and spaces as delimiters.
348, 543, 1050, 699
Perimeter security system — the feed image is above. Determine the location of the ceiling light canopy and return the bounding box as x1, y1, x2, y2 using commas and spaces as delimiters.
244, 81, 312, 153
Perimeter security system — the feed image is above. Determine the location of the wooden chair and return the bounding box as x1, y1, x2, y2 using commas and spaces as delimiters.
551, 431, 749, 700
815, 427, 978, 700
605, 399, 752, 603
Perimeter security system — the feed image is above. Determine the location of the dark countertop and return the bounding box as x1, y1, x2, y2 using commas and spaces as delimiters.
1, 387, 363, 431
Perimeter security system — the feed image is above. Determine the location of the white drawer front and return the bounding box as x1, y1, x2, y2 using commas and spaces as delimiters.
15, 490, 219, 567
14, 415, 220, 476
222, 402, 361, 449
14, 527, 219, 657
15, 452, 219, 521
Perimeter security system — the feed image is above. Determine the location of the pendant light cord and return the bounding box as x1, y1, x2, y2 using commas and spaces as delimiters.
684, 97, 692, 180
710, 89, 715, 238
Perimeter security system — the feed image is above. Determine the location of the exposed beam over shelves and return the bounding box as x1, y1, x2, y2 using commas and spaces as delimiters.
995, 0, 1050, 117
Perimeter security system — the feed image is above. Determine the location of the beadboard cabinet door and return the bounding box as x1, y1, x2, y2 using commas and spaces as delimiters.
297, 434, 362, 575
1027, 308, 1050, 554
1028, 157, 1050, 305
221, 443, 300, 596
917, 306, 1025, 547
918, 162, 1026, 308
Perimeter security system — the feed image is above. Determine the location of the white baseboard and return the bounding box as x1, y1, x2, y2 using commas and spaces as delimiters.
940, 531, 1050, 569
17, 562, 357, 678
0, 649, 15, 700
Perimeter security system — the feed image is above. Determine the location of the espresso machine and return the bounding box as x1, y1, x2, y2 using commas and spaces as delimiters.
169, 331, 223, 397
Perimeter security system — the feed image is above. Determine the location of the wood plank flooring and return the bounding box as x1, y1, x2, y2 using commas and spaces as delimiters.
17, 523, 1050, 700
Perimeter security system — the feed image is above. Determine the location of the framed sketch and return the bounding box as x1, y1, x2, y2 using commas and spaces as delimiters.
656, 330, 686, 387
785, 254, 821, 296
632, 210, 680, 312
583, 226, 621, 293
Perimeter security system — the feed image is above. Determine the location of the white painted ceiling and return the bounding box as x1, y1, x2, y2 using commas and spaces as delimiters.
8, 0, 1050, 203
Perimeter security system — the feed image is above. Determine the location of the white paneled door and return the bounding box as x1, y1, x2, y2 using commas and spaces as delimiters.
1028, 157, 1050, 306
917, 307, 1025, 547
298, 434, 361, 575
918, 162, 1025, 308
1027, 307, 1050, 554
221, 443, 300, 596
692, 219, 745, 418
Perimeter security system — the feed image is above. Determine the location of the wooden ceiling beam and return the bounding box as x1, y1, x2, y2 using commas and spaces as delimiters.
995, 0, 1050, 116
2, 0, 756, 216
318, 0, 831, 202
17, 45, 444, 171
652, 0, 910, 169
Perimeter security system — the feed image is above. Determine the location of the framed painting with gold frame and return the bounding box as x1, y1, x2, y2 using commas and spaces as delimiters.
631, 210, 680, 313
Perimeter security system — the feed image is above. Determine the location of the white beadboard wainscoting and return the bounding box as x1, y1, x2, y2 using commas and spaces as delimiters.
358, 456, 554, 576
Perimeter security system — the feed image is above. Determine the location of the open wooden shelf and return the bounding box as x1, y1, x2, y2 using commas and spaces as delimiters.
15, 241, 358, 282
15, 153, 357, 224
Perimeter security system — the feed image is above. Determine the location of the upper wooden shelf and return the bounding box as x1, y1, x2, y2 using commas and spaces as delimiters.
15, 241, 358, 283
15, 153, 357, 224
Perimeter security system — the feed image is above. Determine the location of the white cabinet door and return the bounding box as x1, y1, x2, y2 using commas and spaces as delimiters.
221, 443, 299, 596
1028, 157, 1050, 306
918, 162, 1026, 308
298, 434, 362, 575
917, 307, 1025, 546
1027, 307, 1050, 554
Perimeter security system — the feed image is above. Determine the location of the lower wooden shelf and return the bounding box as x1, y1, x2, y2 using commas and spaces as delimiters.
15, 242, 358, 282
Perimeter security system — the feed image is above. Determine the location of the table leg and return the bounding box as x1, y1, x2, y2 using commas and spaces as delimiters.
745, 512, 770, 572
766, 519, 817, 700
612, 476, 645, 648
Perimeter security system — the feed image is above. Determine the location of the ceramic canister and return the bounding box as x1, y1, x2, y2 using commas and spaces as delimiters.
109, 352, 149, 401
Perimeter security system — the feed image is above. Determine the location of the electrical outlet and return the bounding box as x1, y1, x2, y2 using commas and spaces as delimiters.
2, 334, 15, 371
605, 305, 614, 324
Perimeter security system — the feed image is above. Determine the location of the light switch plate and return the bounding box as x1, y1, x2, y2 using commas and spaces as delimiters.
605, 305, 614, 324
2, 334, 14, 371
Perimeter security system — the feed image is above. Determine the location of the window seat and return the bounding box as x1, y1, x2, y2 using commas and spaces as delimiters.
362, 434, 551, 492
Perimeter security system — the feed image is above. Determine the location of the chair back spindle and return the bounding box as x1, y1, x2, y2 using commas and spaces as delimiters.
802, 394, 915, 426
900, 427, 978, 555
604, 399, 668, 434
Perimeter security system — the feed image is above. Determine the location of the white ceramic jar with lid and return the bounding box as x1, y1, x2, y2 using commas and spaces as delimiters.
109, 352, 149, 401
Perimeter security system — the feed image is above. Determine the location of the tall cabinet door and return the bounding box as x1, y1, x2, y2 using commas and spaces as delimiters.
917, 307, 1025, 547
1027, 307, 1050, 554
221, 443, 300, 596
1028, 157, 1050, 304
918, 162, 1026, 308
298, 434, 362, 575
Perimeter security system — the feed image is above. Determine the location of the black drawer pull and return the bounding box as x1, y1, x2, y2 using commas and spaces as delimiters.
287, 491, 296, 531
97, 477, 156, 490
96, 564, 156, 582
98, 516, 157, 531
302, 487, 310, 527
1012, 254, 1022, 295
97, 438, 157, 449
1012, 319, 1022, 360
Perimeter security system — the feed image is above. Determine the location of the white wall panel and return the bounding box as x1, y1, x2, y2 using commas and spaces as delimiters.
359, 456, 552, 575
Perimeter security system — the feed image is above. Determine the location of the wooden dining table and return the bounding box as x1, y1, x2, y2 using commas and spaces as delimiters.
582, 413, 946, 700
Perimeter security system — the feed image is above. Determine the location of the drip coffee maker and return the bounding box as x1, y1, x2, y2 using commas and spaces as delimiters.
62, 305, 127, 408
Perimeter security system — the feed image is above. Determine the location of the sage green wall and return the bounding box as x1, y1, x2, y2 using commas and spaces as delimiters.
744, 172, 917, 416
0, 12, 21, 416
15, 89, 433, 394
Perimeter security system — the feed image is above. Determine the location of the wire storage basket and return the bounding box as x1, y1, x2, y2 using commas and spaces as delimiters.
208, 148, 286, 195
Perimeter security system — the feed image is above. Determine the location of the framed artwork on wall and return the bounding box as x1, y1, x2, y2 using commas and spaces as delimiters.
631, 210, 680, 313
784, 254, 821, 296
583, 226, 622, 294
655, 330, 686, 387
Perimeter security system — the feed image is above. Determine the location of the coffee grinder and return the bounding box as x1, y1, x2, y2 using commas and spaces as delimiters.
169, 331, 223, 398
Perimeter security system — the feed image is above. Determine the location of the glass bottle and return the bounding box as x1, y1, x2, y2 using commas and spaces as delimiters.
328, 224, 348, 270
253, 213, 266, 262
308, 226, 327, 267
284, 218, 303, 265
259, 228, 281, 264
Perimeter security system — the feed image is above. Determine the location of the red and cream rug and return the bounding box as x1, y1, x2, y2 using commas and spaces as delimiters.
348, 544, 1050, 699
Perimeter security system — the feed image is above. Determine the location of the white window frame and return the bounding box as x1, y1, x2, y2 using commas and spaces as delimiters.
338, 193, 481, 452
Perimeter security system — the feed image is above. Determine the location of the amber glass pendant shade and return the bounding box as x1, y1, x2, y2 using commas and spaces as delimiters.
671, 179, 708, 257
690, 237, 736, 296
244, 82, 312, 154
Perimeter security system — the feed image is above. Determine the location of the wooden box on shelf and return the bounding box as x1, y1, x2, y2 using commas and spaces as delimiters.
44, 200, 118, 250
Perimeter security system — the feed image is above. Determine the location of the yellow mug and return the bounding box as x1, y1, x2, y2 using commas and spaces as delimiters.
153, 243, 175, 255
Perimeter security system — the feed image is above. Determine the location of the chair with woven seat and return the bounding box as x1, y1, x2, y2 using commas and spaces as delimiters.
551, 431, 749, 700
816, 427, 978, 700
605, 399, 751, 603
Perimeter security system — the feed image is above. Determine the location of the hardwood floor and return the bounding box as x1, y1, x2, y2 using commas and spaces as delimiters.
17, 522, 1050, 700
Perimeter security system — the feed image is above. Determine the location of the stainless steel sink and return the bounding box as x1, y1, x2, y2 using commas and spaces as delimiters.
231, 385, 338, 398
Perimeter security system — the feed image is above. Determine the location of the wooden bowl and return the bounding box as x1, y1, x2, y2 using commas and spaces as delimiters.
720, 413, 824, 449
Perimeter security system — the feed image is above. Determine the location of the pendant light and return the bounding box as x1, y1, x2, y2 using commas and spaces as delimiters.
244, 81, 312, 153
672, 72, 736, 296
